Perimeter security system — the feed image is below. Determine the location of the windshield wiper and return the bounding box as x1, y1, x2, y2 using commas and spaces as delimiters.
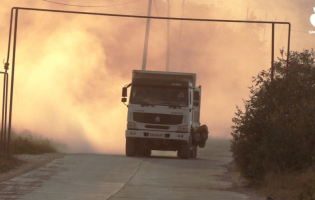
168, 104, 182, 108
154, 102, 184, 108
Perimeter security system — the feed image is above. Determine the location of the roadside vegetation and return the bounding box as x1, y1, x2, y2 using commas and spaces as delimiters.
10, 131, 57, 154
0, 131, 58, 173
231, 49, 315, 199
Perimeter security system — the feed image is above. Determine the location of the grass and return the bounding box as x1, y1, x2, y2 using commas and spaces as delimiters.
230, 158, 315, 199
0, 131, 59, 174
10, 133, 57, 155
257, 167, 315, 200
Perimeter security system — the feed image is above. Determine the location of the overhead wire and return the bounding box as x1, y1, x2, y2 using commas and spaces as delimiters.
42, 0, 142, 8
182, 0, 309, 34
42, 0, 309, 34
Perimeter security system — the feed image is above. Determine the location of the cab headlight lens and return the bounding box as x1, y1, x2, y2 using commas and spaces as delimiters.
127, 122, 138, 130
177, 125, 189, 133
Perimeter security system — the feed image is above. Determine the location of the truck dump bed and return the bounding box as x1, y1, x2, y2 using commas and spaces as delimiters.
133, 70, 197, 88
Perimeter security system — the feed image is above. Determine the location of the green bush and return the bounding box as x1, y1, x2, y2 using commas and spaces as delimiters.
231, 49, 315, 184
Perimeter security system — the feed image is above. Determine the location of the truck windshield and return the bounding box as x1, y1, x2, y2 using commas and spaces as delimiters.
130, 85, 188, 107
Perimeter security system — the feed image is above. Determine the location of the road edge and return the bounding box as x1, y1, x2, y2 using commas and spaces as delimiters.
0, 153, 65, 182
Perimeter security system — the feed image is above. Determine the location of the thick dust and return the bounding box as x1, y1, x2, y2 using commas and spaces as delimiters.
0, 0, 313, 153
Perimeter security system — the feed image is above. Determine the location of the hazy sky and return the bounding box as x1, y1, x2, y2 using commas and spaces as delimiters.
0, 0, 314, 153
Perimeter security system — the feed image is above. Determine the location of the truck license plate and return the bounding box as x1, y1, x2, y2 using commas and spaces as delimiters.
150, 133, 163, 137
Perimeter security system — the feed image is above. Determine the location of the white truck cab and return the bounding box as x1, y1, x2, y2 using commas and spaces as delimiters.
122, 70, 208, 159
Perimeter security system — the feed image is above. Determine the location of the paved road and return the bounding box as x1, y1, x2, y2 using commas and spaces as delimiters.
0, 139, 251, 200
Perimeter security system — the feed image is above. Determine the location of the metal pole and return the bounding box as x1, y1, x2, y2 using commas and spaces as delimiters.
178, 0, 185, 69
7, 8, 18, 154
271, 23, 275, 81
7, 7, 292, 25
5, 9, 14, 68
263, 12, 267, 40
287, 23, 291, 68
1, 9, 14, 154
166, 0, 170, 71
0, 74, 6, 153
141, 0, 152, 71
4, 74, 9, 154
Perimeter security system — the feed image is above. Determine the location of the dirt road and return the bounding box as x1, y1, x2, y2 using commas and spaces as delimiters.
0, 139, 264, 199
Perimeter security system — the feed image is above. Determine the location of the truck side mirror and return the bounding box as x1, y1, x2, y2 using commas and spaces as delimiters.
121, 97, 127, 103
122, 87, 127, 97
194, 91, 200, 101
193, 91, 200, 106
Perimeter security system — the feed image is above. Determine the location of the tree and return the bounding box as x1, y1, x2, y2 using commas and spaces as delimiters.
231, 49, 315, 183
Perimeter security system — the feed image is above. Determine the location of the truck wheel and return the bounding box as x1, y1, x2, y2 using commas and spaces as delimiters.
178, 141, 190, 159
190, 145, 197, 158
126, 138, 136, 157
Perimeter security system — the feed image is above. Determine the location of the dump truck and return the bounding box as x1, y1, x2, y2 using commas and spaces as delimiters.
121, 70, 208, 159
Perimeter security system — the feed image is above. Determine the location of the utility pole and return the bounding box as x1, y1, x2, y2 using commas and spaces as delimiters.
179, 0, 185, 69
142, 0, 152, 71
263, 12, 267, 40
166, 0, 170, 71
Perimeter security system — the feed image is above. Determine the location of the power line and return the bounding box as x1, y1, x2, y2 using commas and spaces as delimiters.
42, 0, 142, 8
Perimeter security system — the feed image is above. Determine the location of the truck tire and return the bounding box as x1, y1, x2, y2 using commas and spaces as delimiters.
190, 145, 197, 158
178, 141, 190, 159
126, 138, 136, 157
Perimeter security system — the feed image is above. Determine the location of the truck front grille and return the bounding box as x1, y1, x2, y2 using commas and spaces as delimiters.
133, 112, 183, 125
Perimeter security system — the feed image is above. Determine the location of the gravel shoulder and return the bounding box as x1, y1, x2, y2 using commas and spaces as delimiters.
219, 161, 265, 200
0, 153, 64, 183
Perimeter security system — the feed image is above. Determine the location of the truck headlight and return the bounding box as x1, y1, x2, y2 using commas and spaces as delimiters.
127, 122, 138, 130
177, 125, 189, 133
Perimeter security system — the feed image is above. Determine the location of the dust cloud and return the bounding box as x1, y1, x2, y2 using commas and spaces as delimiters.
0, 0, 314, 154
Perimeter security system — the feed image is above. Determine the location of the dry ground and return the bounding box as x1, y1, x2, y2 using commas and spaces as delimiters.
0, 153, 64, 182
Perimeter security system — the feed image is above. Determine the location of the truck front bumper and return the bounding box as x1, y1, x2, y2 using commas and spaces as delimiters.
125, 130, 190, 141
